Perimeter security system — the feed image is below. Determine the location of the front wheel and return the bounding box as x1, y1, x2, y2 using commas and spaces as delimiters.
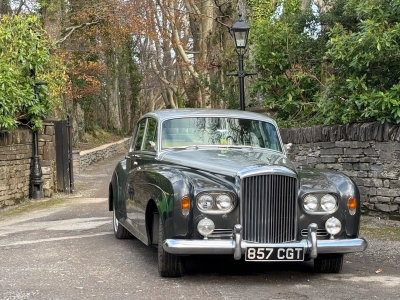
158, 215, 185, 277
314, 253, 344, 273
113, 207, 133, 239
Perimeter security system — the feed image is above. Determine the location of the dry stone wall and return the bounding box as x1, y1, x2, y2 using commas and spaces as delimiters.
40, 121, 57, 198
0, 121, 57, 208
0, 129, 32, 207
73, 138, 130, 173
280, 122, 400, 217
1, 126, 129, 209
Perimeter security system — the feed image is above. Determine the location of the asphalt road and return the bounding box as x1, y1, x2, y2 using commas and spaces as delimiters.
0, 154, 399, 300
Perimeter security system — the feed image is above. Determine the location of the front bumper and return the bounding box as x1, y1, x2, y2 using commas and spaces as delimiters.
163, 223, 368, 260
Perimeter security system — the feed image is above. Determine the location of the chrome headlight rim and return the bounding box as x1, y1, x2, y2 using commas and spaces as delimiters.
302, 193, 339, 214
196, 191, 236, 214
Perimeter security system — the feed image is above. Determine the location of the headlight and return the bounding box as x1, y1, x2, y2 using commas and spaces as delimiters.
321, 194, 337, 212
325, 217, 342, 236
302, 193, 339, 214
197, 194, 214, 210
303, 194, 318, 212
196, 192, 236, 214
216, 194, 233, 210
197, 218, 215, 239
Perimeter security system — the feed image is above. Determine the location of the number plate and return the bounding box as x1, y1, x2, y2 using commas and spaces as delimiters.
245, 247, 304, 261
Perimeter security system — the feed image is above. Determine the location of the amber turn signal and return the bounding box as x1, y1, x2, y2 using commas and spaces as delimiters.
181, 196, 190, 210
348, 197, 357, 215
348, 197, 357, 210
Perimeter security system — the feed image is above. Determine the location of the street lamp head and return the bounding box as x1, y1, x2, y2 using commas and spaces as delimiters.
231, 13, 250, 51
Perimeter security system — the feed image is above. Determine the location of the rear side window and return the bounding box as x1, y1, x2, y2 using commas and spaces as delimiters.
133, 120, 146, 151
143, 118, 158, 152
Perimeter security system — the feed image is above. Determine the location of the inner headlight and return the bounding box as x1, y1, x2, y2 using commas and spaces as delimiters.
216, 194, 233, 210
321, 194, 337, 212
303, 194, 318, 212
197, 194, 214, 210
325, 217, 342, 236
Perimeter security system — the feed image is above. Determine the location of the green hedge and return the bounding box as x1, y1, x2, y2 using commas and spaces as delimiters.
0, 15, 65, 131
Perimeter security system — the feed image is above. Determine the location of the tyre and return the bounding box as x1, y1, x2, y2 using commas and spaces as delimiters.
113, 206, 133, 239
158, 215, 185, 277
314, 253, 344, 273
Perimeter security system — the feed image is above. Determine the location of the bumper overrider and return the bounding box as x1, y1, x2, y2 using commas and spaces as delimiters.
163, 223, 368, 260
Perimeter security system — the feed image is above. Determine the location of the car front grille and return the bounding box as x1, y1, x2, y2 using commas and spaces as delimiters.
241, 174, 297, 244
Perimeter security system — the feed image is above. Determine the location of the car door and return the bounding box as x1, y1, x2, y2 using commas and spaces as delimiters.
125, 119, 147, 227
134, 117, 158, 240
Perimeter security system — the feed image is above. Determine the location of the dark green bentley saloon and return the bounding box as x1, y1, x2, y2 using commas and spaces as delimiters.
108, 109, 367, 277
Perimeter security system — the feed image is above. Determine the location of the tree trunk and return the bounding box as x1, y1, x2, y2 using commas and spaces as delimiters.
0, 0, 11, 16
40, 0, 63, 41
107, 59, 122, 131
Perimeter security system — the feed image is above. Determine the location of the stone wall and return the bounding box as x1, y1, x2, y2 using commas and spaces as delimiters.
0, 129, 32, 207
0, 121, 57, 208
280, 122, 400, 217
1, 125, 130, 209
40, 121, 57, 197
73, 138, 130, 173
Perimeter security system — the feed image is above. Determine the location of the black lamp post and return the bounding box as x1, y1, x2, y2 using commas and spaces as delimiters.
228, 13, 255, 111
30, 70, 47, 199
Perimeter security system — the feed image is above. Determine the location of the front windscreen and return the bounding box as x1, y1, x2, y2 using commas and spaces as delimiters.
161, 117, 282, 152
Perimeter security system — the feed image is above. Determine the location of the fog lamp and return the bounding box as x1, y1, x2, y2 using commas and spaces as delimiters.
197, 218, 215, 239
325, 217, 342, 237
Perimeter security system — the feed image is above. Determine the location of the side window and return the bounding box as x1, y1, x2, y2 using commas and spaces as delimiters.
263, 123, 282, 151
143, 118, 158, 152
133, 119, 146, 151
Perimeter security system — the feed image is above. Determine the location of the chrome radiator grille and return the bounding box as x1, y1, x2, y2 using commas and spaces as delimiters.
241, 174, 297, 244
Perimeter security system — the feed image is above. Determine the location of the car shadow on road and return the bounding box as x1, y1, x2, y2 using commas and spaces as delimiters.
184, 255, 315, 277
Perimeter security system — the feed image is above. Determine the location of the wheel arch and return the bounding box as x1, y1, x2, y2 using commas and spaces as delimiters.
145, 199, 160, 245
108, 171, 119, 211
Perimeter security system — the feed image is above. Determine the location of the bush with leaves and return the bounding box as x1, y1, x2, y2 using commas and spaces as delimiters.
322, 0, 400, 124
248, 0, 327, 127
249, 0, 400, 126
0, 15, 66, 131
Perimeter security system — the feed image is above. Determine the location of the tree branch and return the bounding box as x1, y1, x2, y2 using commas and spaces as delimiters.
56, 20, 100, 45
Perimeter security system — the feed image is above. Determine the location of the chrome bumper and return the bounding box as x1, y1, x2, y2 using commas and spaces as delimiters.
163, 223, 368, 260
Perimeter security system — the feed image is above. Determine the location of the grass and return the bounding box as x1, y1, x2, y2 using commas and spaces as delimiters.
359, 225, 400, 242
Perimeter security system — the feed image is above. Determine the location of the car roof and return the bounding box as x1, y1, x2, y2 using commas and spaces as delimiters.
141, 108, 277, 124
